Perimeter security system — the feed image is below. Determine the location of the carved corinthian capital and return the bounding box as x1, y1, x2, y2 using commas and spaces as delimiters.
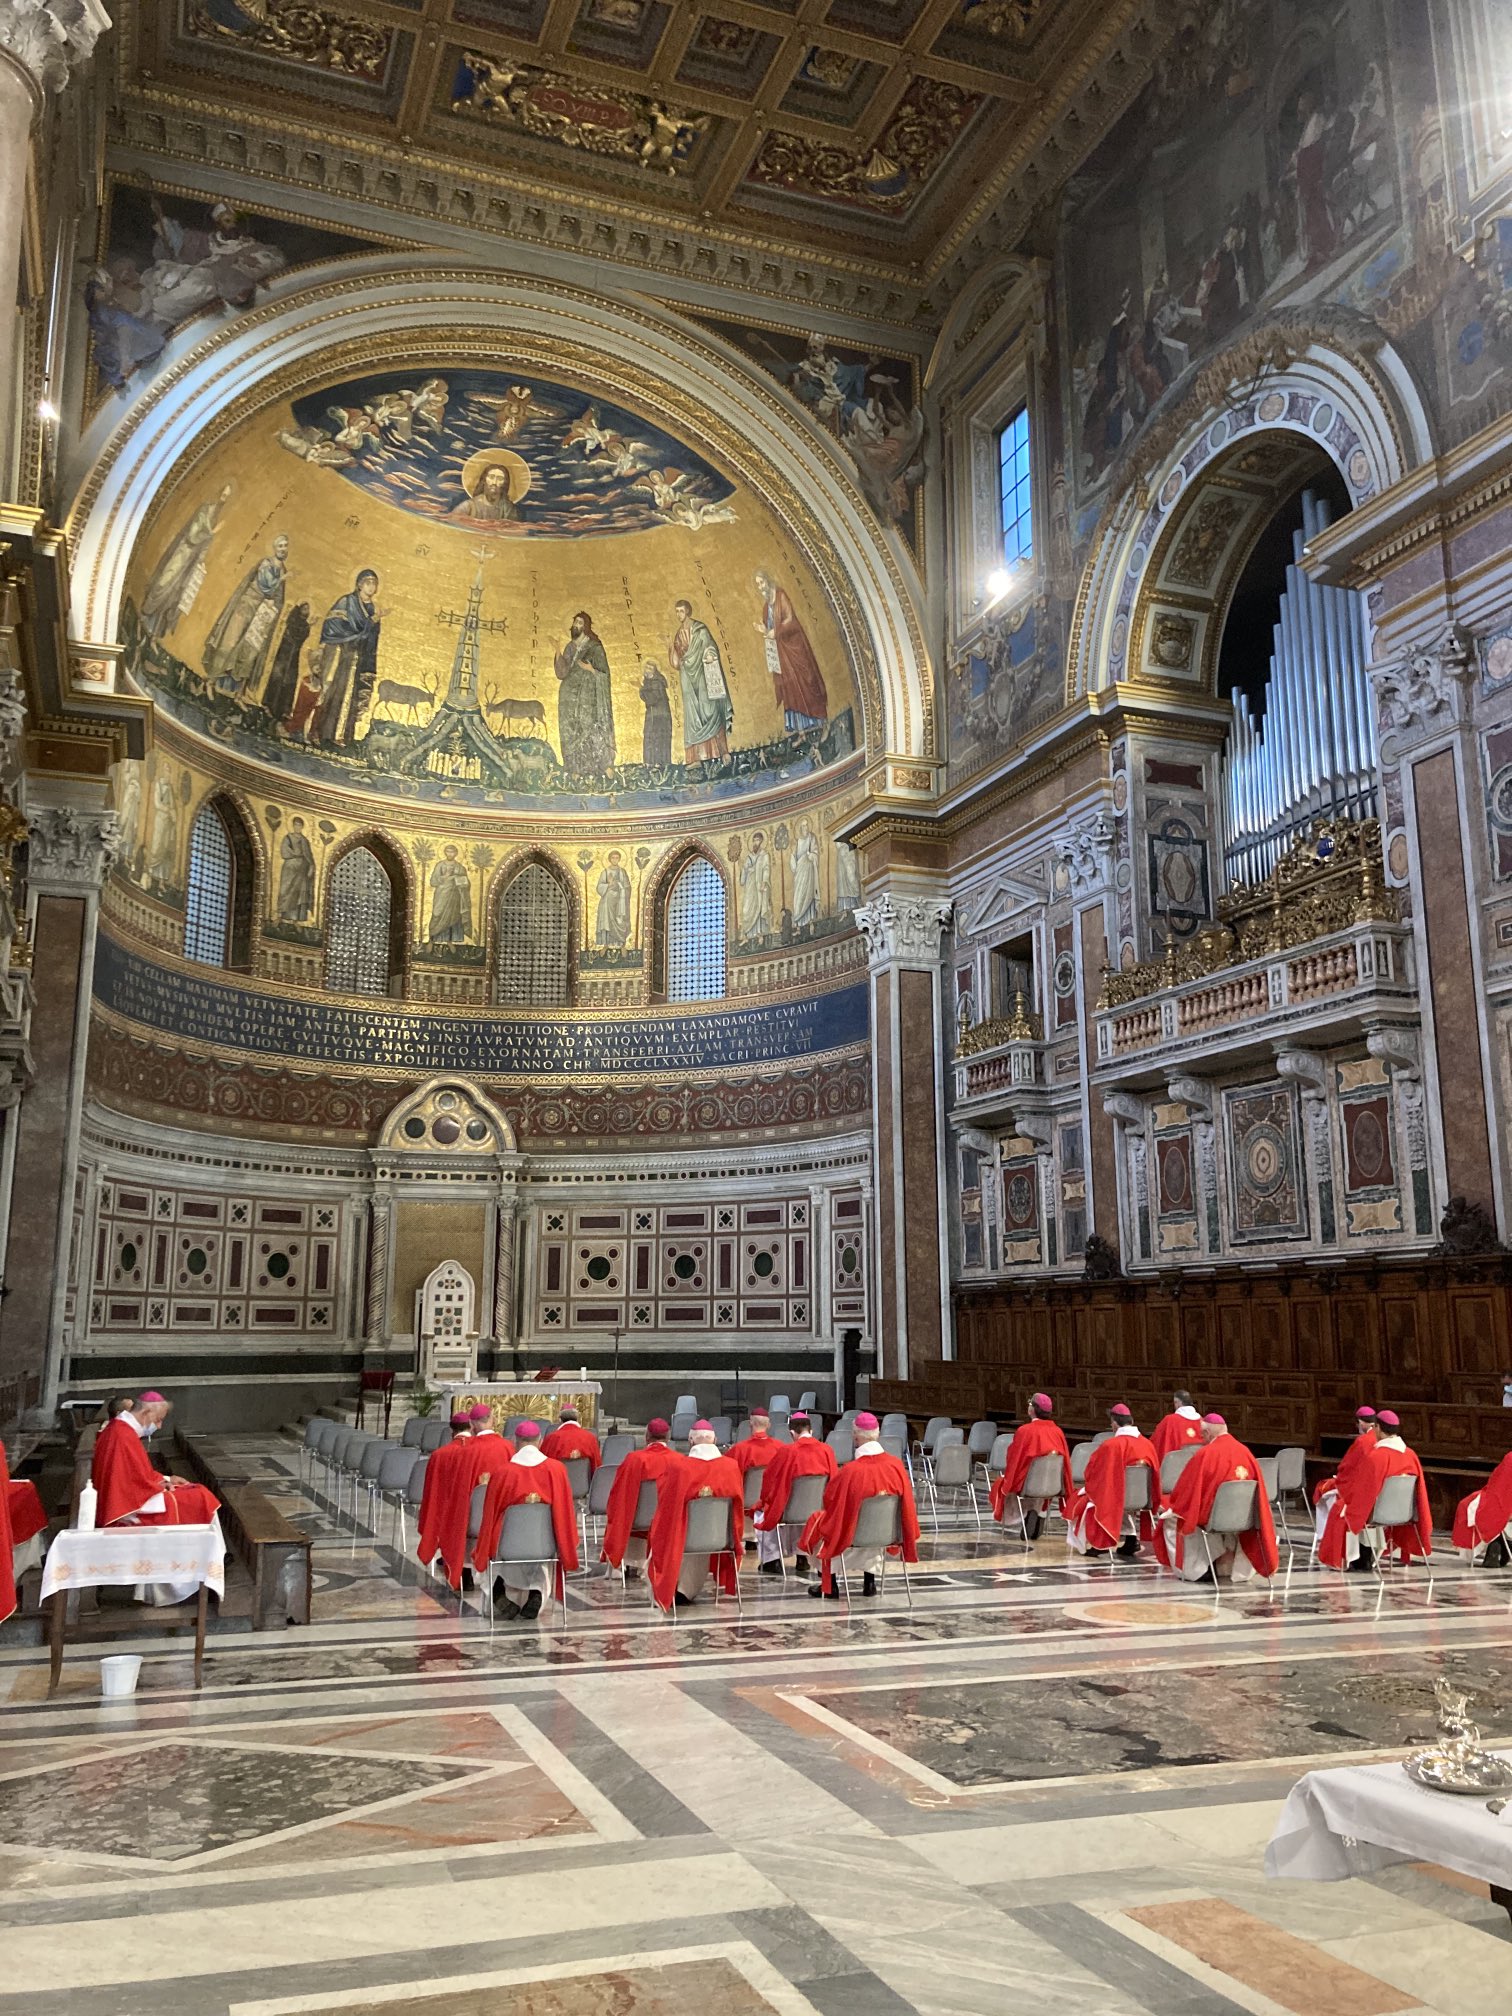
854, 893, 953, 969
26, 805, 121, 890
0, 0, 110, 97
1371, 627, 1473, 748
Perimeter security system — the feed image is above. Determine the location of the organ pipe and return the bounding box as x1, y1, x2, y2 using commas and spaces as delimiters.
1220, 486, 1377, 887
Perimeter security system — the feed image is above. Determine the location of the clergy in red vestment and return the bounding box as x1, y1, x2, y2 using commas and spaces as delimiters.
754, 1411, 836, 1575
0, 1442, 19, 1626
1154, 1414, 1278, 1583
990, 1394, 1070, 1537
1317, 1411, 1431, 1572
541, 1404, 601, 1472
1066, 1405, 1160, 1559
90, 1399, 221, 1529
465, 1406, 518, 1485
729, 1409, 776, 1558
601, 1419, 680, 1576
1311, 1405, 1378, 1546
417, 1414, 503, 1592
647, 1424, 744, 1611
472, 1420, 579, 1619
1150, 1392, 1203, 1466
806, 1414, 919, 1598
1453, 1449, 1512, 1565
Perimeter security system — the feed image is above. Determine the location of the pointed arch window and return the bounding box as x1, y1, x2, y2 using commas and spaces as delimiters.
664, 855, 726, 1002
326, 844, 398, 997
495, 861, 571, 1007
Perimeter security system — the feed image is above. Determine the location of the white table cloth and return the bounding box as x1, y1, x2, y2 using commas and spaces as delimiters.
1266, 1753, 1512, 1888
39, 1518, 226, 1604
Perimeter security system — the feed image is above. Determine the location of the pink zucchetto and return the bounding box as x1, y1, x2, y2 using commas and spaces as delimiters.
1376, 1409, 1400, 1429
1202, 1412, 1226, 1426
514, 1419, 542, 1442
449, 1412, 472, 1430
468, 1404, 493, 1422
647, 1418, 670, 1437
139, 1391, 167, 1405
1355, 1405, 1377, 1420
1110, 1403, 1132, 1419
1031, 1393, 1053, 1412
854, 1411, 879, 1432
693, 1419, 713, 1432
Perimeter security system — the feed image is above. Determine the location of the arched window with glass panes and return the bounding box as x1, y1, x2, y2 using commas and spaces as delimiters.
184, 801, 235, 966
663, 854, 726, 1002
325, 844, 398, 997
495, 860, 571, 1006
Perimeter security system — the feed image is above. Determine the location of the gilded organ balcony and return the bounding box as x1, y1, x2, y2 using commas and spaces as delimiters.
951, 992, 1046, 1119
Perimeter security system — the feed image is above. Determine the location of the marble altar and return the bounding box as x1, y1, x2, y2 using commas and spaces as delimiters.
443, 1378, 603, 1432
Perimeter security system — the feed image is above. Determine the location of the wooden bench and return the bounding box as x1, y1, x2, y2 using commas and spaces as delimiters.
176, 1434, 312, 1630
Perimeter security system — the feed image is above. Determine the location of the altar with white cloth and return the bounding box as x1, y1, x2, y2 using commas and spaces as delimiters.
38, 1520, 226, 1693
442, 1379, 603, 1433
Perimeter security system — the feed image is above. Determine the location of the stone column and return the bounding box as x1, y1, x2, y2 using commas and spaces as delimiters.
0, 3, 110, 487
363, 1186, 394, 1354
2, 800, 119, 1414
855, 890, 952, 1380
490, 1192, 518, 1352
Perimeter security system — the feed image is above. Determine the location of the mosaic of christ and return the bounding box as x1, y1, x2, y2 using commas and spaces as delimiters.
122, 363, 859, 812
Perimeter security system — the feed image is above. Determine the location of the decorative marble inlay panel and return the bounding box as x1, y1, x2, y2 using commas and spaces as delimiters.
1224, 1083, 1305, 1244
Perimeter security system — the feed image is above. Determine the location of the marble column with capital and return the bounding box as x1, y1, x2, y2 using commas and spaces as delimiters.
855, 889, 953, 1381
1, 799, 120, 1414
0, 3, 110, 489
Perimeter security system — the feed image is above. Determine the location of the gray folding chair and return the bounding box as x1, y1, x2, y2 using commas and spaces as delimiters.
1194, 1479, 1268, 1584
912, 1415, 951, 1466
1120, 1463, 1152, 1550
622, 1478, 658, 1588
1003, 1452, 1064, 1547
309, 1416, 341, 1491
707, 1415, 734, 1447
400, 1417, 427, 1450
561, 1454, 592, 1558
601, 1432, 636, 1467
657, 1494, 741, 1619
929, 1440, 981, 1529
835, 1492, 911, 1609
1274, 1446, 1308, 1529
881, 1413, 909, 1439
1257, 1455, 1279, 1507
332, 1431, 371, 1522
299, 1417, 324, 1485
768, 1393, 792, 1415
768, 1422, 793, 1444
1070, 1440, 1097, 1488
735, 1420, 754, 1443
587, 1460, 617, 1534
777, 1469, 829, 1578
743, 1464, 768, 1511
396, 1453, 428, 1564
880, 1429, 908, 1465
1367, 1473, 1427, 1577
797, 1391, 818, 1412
965, 1420, 998, 1465
673, 1394, 698, 1416
827, 1428, 854, 1466
1160, 1444, 1202, 1499
979, 1431, 1013, 1493
355, 1438, 388, 1538
489, 1501, 569, 1629
420, 1420, 450, 1454
374, 1446, 418, 1546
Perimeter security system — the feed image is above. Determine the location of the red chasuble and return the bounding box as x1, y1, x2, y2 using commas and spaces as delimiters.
0, 1445, 17, 1626
1454, 1451, 1512, 1550
1153, 1432, 1278, 1578
600, 1440, 680, 1565
1067, 1432, 1160, 1548
7, 1477, 46, 1547
808, 1452, 919, 1594
89, 1417, 221, 1528
990, 1418, 1071, 1521
1312, 1428, 1376, 1507
1150, 1411, 1203, 1465
541, 1422, 601, 1471
730, 1432, 777, 1478
1318, 1442, 1432, 1568
472, 1454, 579, 1591
754, 1436, 837, 1530
646, 1453, 744, 1611
417, 1434, 511, 1590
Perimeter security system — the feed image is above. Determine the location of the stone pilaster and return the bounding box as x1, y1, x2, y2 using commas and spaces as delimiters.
855, 888, 952, 1379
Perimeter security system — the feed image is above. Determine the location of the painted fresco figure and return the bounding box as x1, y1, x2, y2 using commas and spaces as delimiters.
450, 459, 515, 523
149, 196, 286, 313
204, 534, 289, 694
670, 598, 732, 764
429, 845, 472, 943
595, 851, 631, 949
834, 839, 861, 914
138, 485, 233, 642
553, 612, 617, 778
753, 570, 828, 732
277, 816, 315, 923
791, 817, 820, 934
638, 659, 673, 768
738, 831, 773, 946
145, 769, 180, 889
1290, 87, 1339, 275
262, 601, 311, 725
314, 570, 382, 748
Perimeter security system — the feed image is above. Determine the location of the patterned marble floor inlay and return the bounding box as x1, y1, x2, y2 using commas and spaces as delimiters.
283, 1958, 786, 2014
0, 1741, 477, 1861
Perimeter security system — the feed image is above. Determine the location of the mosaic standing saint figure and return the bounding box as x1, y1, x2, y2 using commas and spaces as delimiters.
595, 851, 631, 949
261, 601, 311, 725
638, 659, 673, 768
203, 534, 289, 694
138, 484, 233, 642
738, 831, 773, 946
753, 570, 828, 732
429, 845, 472, 943
277, 817, 315, 923
553, 611, 617, 778
314, 570, 382, 748
791, 816, 820, 932
670, 598, 732, 763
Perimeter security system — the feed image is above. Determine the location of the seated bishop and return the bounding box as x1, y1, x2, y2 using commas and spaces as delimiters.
1316, 1410, 1431, 1573
1066, 1405, 1160, 1559
1150, 1391, 1203, 1464
1311, 1405, 1378, 1547
418, 1413, 512, 1593
1153, 1413, 1278, 1584
1453, 1447, 1512, 1566
647, 1423, 744, 1611
990, 1393, 1070, 1539
541, 1404, 601, 1471
752, 1411, 836, 1574
601, 1419, 680, 1578
472, 1419, 578, 1621
806, 1413, 919, 1600
89, 1393, 223, 1605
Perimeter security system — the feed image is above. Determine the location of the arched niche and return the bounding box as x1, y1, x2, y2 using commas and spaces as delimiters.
1067, 319, 1435, 701
63, 264, 934, 773
376, 1076, 517, 1158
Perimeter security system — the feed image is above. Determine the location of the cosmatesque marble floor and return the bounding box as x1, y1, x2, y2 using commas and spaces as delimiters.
1, 1430, 1509, 2015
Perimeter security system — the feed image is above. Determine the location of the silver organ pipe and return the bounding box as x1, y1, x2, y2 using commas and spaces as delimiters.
1220, 487, 1378, 887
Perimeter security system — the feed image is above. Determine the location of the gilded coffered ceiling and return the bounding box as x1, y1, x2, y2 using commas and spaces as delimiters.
117, 1, 1169, 312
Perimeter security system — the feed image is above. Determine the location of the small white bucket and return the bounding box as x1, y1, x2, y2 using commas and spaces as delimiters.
99, 1655, 142, 1698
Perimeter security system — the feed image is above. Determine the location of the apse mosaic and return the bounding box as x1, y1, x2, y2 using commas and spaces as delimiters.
121, 362, 860, 812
